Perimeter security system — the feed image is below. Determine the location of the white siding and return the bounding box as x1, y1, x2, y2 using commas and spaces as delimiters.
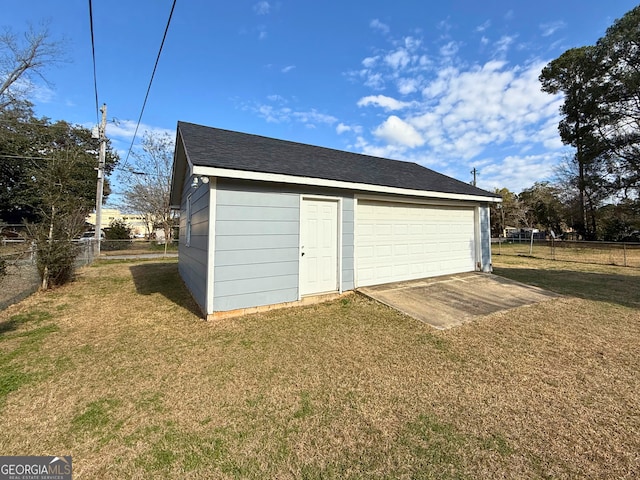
178, 174, 210, 314
212, 180, 355, 312
213, 181, 300, 311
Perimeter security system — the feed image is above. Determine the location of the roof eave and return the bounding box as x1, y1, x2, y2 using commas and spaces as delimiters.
192, 165, 502, 203
169, 126, 193, 208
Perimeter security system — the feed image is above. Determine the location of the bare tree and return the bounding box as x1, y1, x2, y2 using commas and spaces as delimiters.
121, 132, 175, 251
0, 23, 64, 111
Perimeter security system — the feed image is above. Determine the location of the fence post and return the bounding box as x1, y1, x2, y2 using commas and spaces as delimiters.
623, 243, 627, 267
529, 234, 534, 256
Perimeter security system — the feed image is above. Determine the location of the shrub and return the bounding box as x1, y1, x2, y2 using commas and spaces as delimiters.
105, 219, 132, 240
35, 238, 78, 288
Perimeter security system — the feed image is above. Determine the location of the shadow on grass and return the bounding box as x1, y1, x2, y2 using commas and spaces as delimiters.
494, 267, 640, 309
129, 263, 202, 318
0, 316, 28, 337
0, 310, 52, 338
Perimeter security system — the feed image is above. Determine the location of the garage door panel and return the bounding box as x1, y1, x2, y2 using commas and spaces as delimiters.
356, 200, 475, 287
409, 244, 424, 255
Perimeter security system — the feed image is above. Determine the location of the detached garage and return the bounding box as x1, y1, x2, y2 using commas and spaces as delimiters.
170, 121, 501, 319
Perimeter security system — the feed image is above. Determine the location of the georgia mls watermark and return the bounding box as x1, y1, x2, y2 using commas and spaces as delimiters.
0, 456, 72, 480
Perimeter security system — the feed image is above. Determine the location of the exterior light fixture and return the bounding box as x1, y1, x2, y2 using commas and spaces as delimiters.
191, 176, 210, 188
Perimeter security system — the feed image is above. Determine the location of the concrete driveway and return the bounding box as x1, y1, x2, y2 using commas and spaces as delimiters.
358, 272, 560, 329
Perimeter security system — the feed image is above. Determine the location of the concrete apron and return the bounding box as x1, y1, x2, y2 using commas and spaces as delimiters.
358, 272, 560, 330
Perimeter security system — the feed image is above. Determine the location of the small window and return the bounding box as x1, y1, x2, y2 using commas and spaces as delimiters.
186, 193, 192, 247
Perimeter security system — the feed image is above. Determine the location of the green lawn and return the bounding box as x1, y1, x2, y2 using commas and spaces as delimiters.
0, 257, 638, 479
494, 240, 640, 268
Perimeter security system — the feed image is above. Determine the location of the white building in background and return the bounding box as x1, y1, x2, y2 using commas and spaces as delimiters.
85, 208, 152, 238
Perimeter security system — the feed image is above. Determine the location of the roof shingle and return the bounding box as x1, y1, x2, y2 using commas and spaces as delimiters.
177, 121, 500, 198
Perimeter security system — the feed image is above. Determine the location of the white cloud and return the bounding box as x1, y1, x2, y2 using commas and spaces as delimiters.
353, 135, 408, 159
292, 109, 337, 125
438, 19, 452, 32
373, 115, 425, 148
421, 66, 458, 98
412, 59, 561, 161
252, 100, 337, 127
346, 35, 427, 93
404, 36, 421, 50
540, 117, 564, 150
370, 19, 390, 34
362, 56, 378, 68
384, 49, 411, 70
245, 21, 569, 192
107, 119, 174, 142
480, 153, 561, 192
357, 95, 412, 111
336, 123, 362, 135
440, 41, 459, 57
336, 123, 351, 134
281, 65, 296, 73
267, 94, 286, 102
364, 72, 384, 90
494, 35, 516, 56
253, 1, 270, 15
32, 84, 56, 104
342, 24, 566, 190
397, 77, 420, 95
540, 21, 566, 37
476, 20, 491, 33
4, 78, 55, 104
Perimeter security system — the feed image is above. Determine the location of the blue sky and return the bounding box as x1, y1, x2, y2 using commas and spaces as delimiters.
4, 0, 639, 204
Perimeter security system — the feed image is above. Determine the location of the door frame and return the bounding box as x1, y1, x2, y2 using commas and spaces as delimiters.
298, 195, 342, 299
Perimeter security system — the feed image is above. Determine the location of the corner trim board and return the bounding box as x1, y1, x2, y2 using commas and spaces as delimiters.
206, 178, 217, 315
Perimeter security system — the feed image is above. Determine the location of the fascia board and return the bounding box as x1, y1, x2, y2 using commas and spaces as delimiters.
192, 165, 502, 203
169, 129, 196, 208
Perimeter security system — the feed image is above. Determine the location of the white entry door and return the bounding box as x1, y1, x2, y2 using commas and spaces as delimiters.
300, 198, 339, 296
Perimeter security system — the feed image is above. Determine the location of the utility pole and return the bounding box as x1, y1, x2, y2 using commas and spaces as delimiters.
470, 167, 478, 187
94, 103, 107, 256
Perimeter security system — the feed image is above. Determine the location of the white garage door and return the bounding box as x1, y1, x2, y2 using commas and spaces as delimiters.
356, 200, 476, 287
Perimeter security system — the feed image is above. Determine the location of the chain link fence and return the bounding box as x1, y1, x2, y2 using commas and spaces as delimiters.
1, 239, 100, 311
0, 241, 39, 311
493, 239, 640, 268
1, 236, 178, 311
95, 238, 179, 256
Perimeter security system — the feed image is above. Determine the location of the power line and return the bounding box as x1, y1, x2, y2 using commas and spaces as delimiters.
88, 0, 100, 124
0, 154, 53, 161
119, 0, 177, 173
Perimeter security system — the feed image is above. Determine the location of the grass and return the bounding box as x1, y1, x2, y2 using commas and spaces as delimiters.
99, 240, 178, 256
0, 257, 638, 478
0, 309, 61, 407
493, 253, 640, 307
494, 240, 640, 268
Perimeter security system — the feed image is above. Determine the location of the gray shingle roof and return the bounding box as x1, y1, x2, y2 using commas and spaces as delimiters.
177, 121, 500, 198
